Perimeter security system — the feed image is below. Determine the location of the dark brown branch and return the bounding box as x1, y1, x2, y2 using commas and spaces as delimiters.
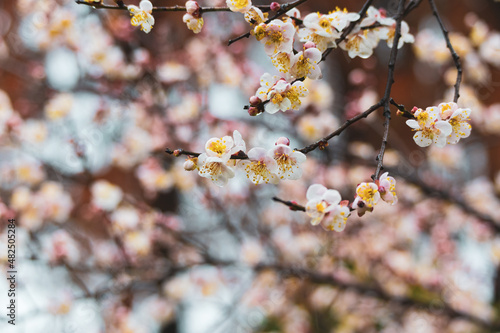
227, 0, 308, 46
373, 0, 406, 180
390, 98, 415, 119
296, 101, 384, 154
272, 197, 306, 211
428, 0, 462, 103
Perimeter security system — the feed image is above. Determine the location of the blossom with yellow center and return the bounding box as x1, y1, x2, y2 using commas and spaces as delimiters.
377, 172, 398, 205
321, 202, 351, 232
305, 184, 342, 226
355, 182, 380, 208
406, 106, 453, 147
239, 147, 278, 185
270, 140, 306, 180
227, 0, 252, 13
289, 47, 322, 80
127, 1, 155, 33
258, 19, 295, 56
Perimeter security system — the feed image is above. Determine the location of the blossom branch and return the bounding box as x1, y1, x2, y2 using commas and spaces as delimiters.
227, 0, 308, 46
428, 0, 462, 103
296, 101, 384, 154
272, 197, 306, 211
75, 0, 272, 13
373, 0, 406, 180
165, 148, 249, 159
320, 0, 376, 62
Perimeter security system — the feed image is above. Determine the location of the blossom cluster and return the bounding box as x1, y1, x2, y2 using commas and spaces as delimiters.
305, 172, 397, 232
227, 5, 413, 115
184, 131, 306, 187
406, 102, 472, 148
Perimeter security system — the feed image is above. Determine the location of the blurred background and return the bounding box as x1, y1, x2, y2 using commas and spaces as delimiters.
0, 0, 500, 332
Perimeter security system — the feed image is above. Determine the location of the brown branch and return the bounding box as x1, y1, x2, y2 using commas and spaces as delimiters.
296, 101, 384, 154
272, 197, 306, 211
227, 0, 308, 46
428, 0, 462, 103
373, 0, 406, 180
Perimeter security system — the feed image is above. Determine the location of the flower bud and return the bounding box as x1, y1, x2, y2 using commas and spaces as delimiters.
411, 106, 418, 114
173, 149, 181, 157
303, 41, 317, 50
186, 1, 199, 14
248, 106, 261, 116
183, 158, 197, 171
270, 2, 281, 11
275, 137, 290, 146
249, 95, 262, 106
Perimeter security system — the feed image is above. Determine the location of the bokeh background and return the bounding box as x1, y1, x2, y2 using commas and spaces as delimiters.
1, 0, 500, 332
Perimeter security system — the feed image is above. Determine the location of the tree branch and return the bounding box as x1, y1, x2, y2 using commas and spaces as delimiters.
428, 0, 462, 103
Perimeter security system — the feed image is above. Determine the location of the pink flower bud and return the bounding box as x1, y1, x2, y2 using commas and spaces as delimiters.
275, 137, 290, 146
270, 2, 281, 11
248, 106, 261, 116
173, 149, 181, 157
411, 106, 418, 114
185, 1, 199, 14
303, 41, 316, 49
249, 95, 262, 106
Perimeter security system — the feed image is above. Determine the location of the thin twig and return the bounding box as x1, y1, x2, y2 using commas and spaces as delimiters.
428, 0, 462, 103
272, 197, 306, 211
165, 148, 249, 159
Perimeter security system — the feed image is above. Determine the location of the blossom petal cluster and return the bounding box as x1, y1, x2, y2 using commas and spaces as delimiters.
305, 184, 350, 232
352, 172, 398, 217
191, 133, 306, 187
127, 1, 155, 33
305, 172, 398, 231
406, 102, 472, 147
183, 1, 204, 33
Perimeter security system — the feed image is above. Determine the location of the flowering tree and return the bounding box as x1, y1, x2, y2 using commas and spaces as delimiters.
1, 0, 500, 332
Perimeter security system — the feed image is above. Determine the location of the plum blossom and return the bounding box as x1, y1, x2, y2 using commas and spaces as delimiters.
204, 135, 234, 160
270, 138, 306, 180
244, 6, 267, 26
227, 0, 252, 13
378, 20, 415, 48
265, 80, 293, 114
254, 20, 295, 56
355, 182, 380, 208
289, 46, 323, 80
285, 81, 309, 110
406, 107, 453, 147
328, 7, 361, 32
302, 12, 341, 38
197, 154, 235, 187
127, 1, 155, 33
239, 148, 278, 185
183, 14, 204, 34
437, 103, 472, 144
339, 28, 379, 59
320, 201, 351, 232
377, 172, 398, 205
256, 73, 281, 101
305, 184, 342, 226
